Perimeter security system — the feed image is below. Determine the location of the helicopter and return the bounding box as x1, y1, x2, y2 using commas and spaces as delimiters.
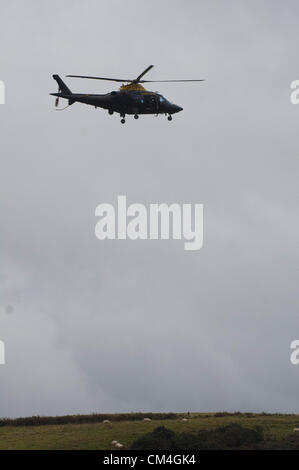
50, 65, 204, 124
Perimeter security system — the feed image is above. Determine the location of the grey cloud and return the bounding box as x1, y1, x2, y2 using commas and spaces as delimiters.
0, 0, 299, 417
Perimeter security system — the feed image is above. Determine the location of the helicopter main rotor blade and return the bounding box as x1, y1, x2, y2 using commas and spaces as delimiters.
140, 79, 205, 83
134, 65, 154, 83
66, 75, 133, 83
66, 73, 205, 85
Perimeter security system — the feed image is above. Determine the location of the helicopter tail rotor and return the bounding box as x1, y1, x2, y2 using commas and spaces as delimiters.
51, 75, 75, 110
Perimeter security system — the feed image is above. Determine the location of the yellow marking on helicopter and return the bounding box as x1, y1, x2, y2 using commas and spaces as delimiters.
120, 83, 149, 92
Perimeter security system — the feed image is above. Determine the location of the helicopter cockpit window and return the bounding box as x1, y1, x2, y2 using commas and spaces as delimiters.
132, 95, 144, 104
159, 96, 165, 103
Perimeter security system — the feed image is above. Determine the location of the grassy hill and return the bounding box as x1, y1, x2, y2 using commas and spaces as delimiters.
0, 412, 299, 450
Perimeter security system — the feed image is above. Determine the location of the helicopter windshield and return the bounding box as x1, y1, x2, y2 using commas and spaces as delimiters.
158, 95, 171, 104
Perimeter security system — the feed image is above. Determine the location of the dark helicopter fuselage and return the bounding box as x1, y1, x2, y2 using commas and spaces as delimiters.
51, 89, 183, 115
50, 76, 183, 119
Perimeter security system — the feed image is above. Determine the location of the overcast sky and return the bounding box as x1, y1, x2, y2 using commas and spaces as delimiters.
0, 0, 299, 417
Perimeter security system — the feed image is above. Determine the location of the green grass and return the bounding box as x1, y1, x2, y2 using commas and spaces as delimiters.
0, 413, 298, 450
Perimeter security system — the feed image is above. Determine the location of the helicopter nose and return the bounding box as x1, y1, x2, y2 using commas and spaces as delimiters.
173, 104, 183, 113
